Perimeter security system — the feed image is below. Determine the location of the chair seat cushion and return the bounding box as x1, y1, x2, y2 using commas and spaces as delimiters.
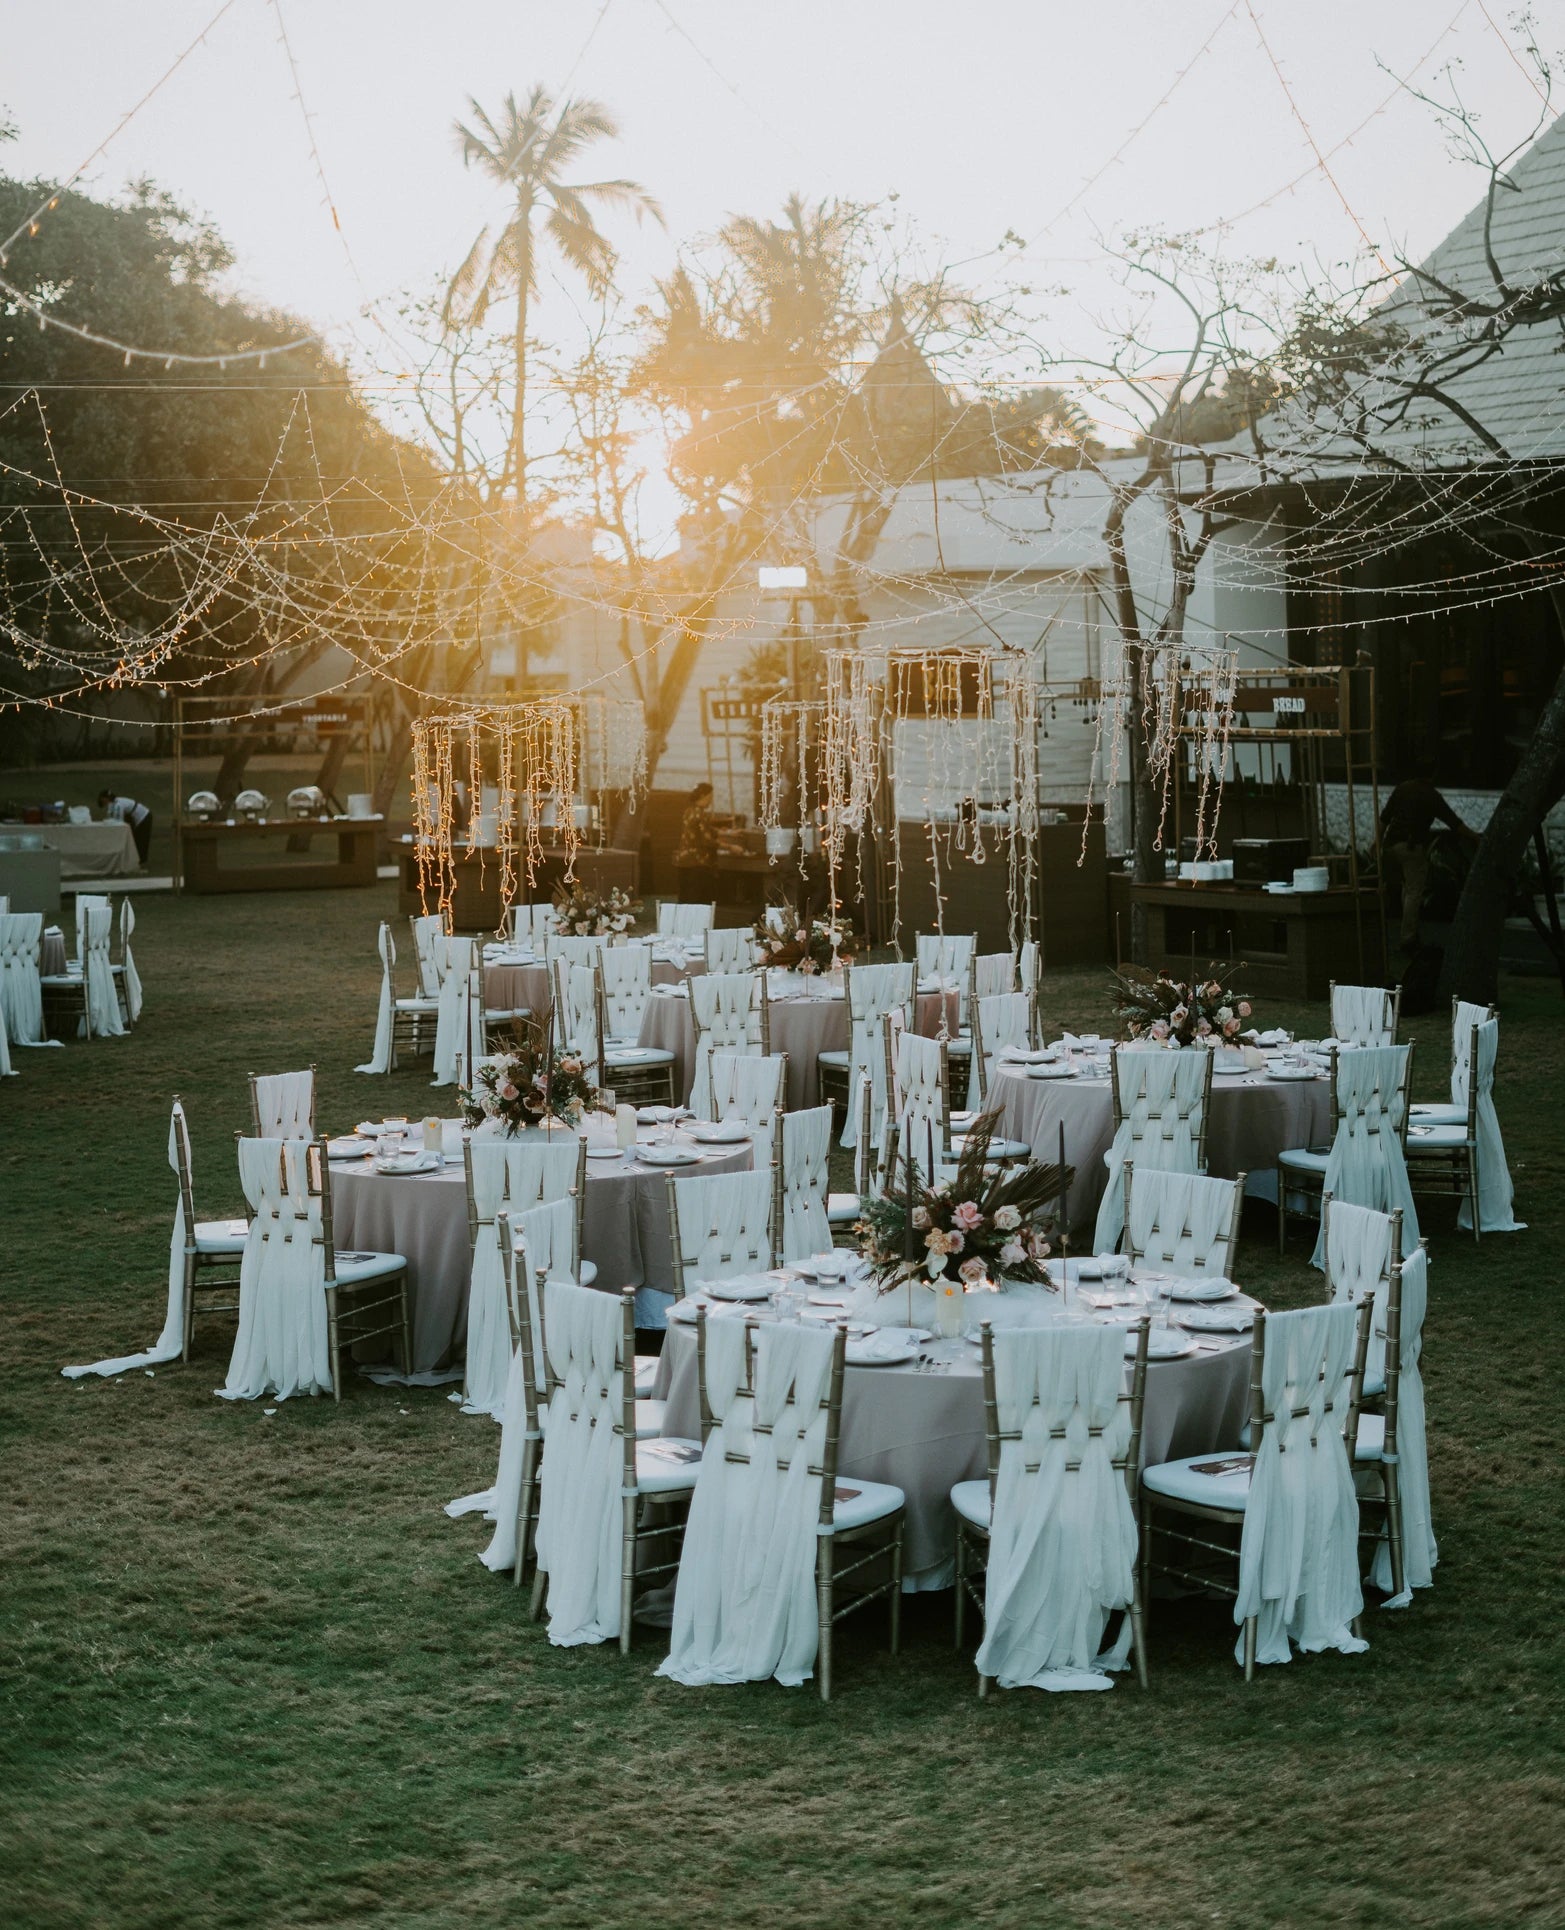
1278, 1146, 1330, 1174
1411, 1102, 1464, 1125
635, 1436, 704, 1493
331, 1249, 406, 1286
1354, 1413, 1387, 1461
193, 1218, 249, 1253
816, 1048, 851, 1071
485, 1007, 531, 1023
1406, 1123, 1470, 1150
606, 1046, 676, 1067
634, 1398, 667, 1439
821, 1475, 905, 1535
951, 1477, 991, 1530
1141, 1450, 1253, 1509
394, 996, 439, 1013
633, 1354, 660, 1396
826, 1192, 860, 1224
39, 972, 83, 987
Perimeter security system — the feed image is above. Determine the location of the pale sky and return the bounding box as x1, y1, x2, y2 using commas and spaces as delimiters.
2, 0, 1556, 513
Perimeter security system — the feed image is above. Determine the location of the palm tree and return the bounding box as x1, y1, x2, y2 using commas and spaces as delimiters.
445, 86, 661, 508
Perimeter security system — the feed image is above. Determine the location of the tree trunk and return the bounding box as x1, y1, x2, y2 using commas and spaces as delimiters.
512, 270, 529, 514
1438, 551, 1565, 1004
1439, 654, 1565, 1003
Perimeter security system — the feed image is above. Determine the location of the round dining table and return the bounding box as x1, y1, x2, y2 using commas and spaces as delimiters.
638, 974, 964, 1111
654, 1282, 1258, 1589
991, 1054, 1333, 1234
482, 939, 699, 1027
332, 1113, 754, 1370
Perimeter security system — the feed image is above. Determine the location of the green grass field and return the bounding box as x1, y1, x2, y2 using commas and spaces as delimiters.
2, 881, 1561, 1929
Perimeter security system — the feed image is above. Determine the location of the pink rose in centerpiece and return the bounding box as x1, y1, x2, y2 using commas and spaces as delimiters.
559, 1056, 583, 1076
959, 1256, 987, 1284
1238, 1000, 1252, 1017
925, 1227, 965, 1256
1150, 1018, 1170, 1041
993, 1204, 1021, 1231
951, 1200, 983, 1231
1169, 1004, 1188, 1026
911, 1206, 930, 1229
999, 1238, 1027, 1268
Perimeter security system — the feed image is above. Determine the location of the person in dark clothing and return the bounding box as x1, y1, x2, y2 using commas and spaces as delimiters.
1380, 774, 1479, 952
98, 790, 152, 867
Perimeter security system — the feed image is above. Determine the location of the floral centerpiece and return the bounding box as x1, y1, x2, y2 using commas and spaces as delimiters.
752, 903, 858, 975
460, 1019, 606, 1136
1108, 962, 1251, 1047
553, 880, 641, 938
857, 1111, 1069, 1294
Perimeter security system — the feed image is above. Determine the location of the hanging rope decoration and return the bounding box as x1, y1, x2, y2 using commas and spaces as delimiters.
411, 698, 581, 927
820, 644, 1044, 957
757, 696, 824, 885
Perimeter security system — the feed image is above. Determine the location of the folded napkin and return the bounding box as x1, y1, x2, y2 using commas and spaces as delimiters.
689, 1117, 750, 1143
845, 1327, 924, 1364
699, 1274, 774, 1302
1245, 1027, 1291, 1047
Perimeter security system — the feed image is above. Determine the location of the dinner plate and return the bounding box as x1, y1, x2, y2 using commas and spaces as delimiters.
687, 1122, 751, 1144
375, 1151, 442, 1176
1131, 1328, 1199, 1360
1177, 1304, 1255, 1333
999, 1049, 1054, 1066
1046, 1256, 1119, 1284
1265, 1064, 1319, 1082
1027, 1062, 1077, 1080
700, 1276, 773, 1302
1166, 1276, 1237, 1302
845, 1335, 921, 1367
327, 1136, 372, 1160
806, 1288, 854, 1306
1212, 1063, 1251, 1076
636, 1145, 701, 1166
793, 1253, 861, 1283
586, 1145, 626, 1161
356, 1119, 412, 1138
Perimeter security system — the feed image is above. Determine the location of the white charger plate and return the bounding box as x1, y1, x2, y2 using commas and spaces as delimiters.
1166, 1277, 1237, 1303
1130, 1328, 1198, 1360
1177, 1304, 1255, 1333
1028, 1063, 1077, 1080
1265, 1064, 1319, 1082
636, 1145, 701, 1167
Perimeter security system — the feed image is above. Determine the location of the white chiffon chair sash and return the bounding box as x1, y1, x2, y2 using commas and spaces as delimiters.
704, 927, 755, 975
75, 892, 108, 967
1093, 1048, 1207, 1255
1235, 1303, 1366, 1665
461, 1143, 512, 1419
779, 1105, 833, 1261
975, 991, 1032, 1105
975, 1324, 1137, 1690
120, 898, 143, 1023
1371, 1246, 1436, 1602
355, 921, 396, 1074
430, 936, 475, 1086
0, 911, 47, 1046
1332, 984, 1394, 1048
688, 972, 759, 1118
219, 1138, 332, 1401
412, 914, 444, 996
840, 962, 912, 1150
1126, 1169, 1235, 1276
674, 1170, 775, 1280
534, 1280, 627, 1646
79, 904, 124, 1037
706, 1050, 785, 1158
896, 1030, 946, 1183
1310, 1046, 1418, 1266
600, 946, 651, 1041
1323, 1199, 1396, 1388
658, 1319, 833, 1686
1457, 1019, 1524, 1232
62, 1101, 192, 1377
253, 1068, 314, 1138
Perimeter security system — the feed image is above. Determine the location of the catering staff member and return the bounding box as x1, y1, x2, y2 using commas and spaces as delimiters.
98, 790, 152, 866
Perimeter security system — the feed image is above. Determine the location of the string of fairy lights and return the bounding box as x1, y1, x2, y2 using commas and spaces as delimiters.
2, 2, 1562, 933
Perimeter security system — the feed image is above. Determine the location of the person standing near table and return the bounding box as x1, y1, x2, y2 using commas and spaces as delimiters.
98, 790, 152, 867
1380, 770, 1479, 954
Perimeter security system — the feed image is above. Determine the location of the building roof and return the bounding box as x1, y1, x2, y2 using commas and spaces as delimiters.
1253, 108, 1565, 474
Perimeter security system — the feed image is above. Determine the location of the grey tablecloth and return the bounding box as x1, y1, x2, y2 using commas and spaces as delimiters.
484, 952, 695, 1029
332, 1125, 752, 1370
991, 1064, 1333, 1233
32, 821, 140, 877
656, 1312, 1253, 1587
639, 985, 962, 1110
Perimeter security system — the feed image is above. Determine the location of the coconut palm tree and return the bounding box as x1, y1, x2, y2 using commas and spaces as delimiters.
445, 86, 662, 508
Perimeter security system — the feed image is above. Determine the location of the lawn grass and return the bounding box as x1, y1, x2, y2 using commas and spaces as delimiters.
2, 879, 1562, 1930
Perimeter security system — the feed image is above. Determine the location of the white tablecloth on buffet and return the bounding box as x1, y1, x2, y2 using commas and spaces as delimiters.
992, 1060, 1332, 1233
656, 1287, 1256, 1587
19, 821, 142, 877
332, 1115, 753, 1368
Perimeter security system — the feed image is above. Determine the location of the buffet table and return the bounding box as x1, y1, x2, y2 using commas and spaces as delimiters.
5, 820, 141, 879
